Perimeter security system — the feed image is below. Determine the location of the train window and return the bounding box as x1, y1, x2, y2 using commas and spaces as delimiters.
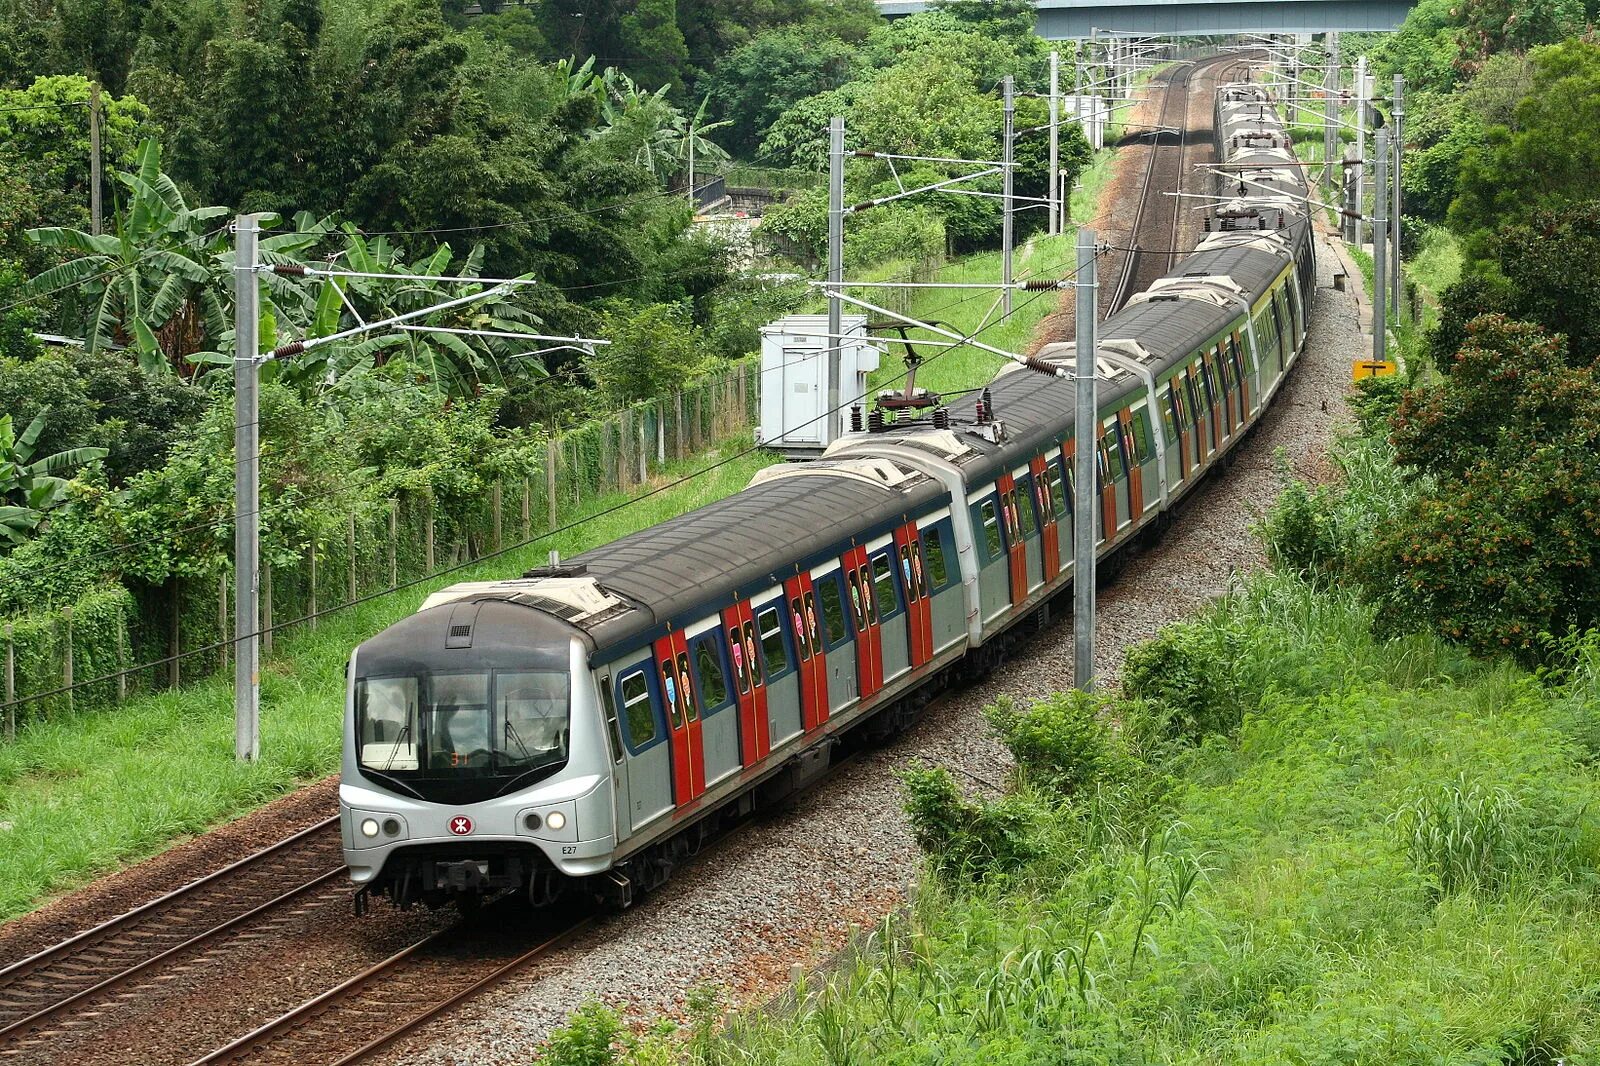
788, 596, 810, 661
742, 621, 763, 686
358, 676, 419, 771
1048, 463, 1068, 518
872, 553, 901, 619
1160, 388, 1179, 443
693, 638, 730, 712
620, 670, 658, 748
675, 653, 698, 722
979, 499, 1003, 559
815, 579, 847, 648
925, 525, 950, 587
1132, 410, 1156, 463
1186, 369, 1206, 416
804, 589, 827, 651
1232, 332, 1252, 374
496, 673, 570, 771
1015, 478, 1037, 535
757, 605, 790, 678
726, 625, 750, 695
660, 661, 684, 730
900, 545, 922, 600
1101, 425, 1125, 480
599, 677, 625, 764
1121, 420, 1141, 466
846, 569, 865, 629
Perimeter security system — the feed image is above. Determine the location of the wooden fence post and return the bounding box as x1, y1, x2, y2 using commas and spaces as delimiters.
425, 494, 436, 575
637, 419, 647, 484
217, 572, 229, 673
389, 499, 399, 589
545, 440, 558, 531
169, 578, 181, 689
262, 561, 274, 657
115, 610, 127, 700
675, 391, 685, 461
347, 511, 358, 603
521, 477, 531, 541
4, 623, 13, 741
62, 606, 74, 716
657, 400, 666, 465
308, 539, 319, 631
492, 481, 503, 553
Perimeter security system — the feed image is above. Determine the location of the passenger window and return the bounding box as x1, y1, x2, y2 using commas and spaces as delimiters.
1102, 426, 1125, 480
925, 526, 949, 587
694, 639, 729, 710
980, 500, 1002, 559
804, 589, 826, 650
812, 581, 843, 647
1133, 411, 1155, 462
600, 676, 624, 763
759, 606, 790, 676
845, 569, 864, 629
726, 626, 750, 695
1049, 465, 1068, 517
675, 653, 698, 722
872, 553, 900, 618
659, 662, 683, 729
620, 671, 656, 749
742, 621, 763, 686
1016, 480, 1037, 535
789, 596, 810, 660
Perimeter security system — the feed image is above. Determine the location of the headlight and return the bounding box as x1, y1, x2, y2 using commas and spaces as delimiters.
545, 810, 567, 831
360, 818, 380, 838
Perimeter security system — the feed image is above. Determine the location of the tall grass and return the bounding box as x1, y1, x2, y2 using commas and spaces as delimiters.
0, 446, 779, 921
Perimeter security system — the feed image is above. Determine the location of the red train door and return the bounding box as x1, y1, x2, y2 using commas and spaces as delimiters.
720, 601, 771, 766
1118, 410, 1143, 516
1030, 456, 1061, 577
893, 523, 933, 667
996, 473, 1029, 604
782, 574, 829, 731
844, 547, 883, 700
653, 630, 705, 805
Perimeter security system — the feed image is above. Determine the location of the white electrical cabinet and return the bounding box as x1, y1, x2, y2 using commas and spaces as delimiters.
756, 314, 882, 457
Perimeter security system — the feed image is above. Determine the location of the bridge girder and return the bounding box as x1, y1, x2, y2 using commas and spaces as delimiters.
876, 0, 1414, 37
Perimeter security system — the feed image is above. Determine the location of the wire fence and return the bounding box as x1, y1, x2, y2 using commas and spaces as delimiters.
0, 361, 758, 740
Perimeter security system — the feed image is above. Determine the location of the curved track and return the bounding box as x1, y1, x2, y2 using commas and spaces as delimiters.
1109, 54, 1253, 313
0, 818, 343, 1054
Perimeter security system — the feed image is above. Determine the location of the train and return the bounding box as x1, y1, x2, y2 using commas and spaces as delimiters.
340, 74, 1316, 912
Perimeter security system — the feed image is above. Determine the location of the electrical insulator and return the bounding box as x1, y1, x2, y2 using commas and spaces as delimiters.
850, 405, 863, 432
867, 409, 886, 433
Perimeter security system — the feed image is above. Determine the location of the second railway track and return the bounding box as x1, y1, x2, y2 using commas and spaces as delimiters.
0, 817, 344, 1055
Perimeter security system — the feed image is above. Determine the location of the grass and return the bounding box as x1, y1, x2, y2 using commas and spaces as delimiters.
0, 445, 780, 922
555, 569, 1600, 1064
1405, 223, 1463, 332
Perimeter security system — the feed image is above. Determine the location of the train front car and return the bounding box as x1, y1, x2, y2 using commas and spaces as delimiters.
341, 585, 616, 910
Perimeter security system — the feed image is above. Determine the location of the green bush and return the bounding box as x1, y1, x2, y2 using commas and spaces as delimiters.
541, 1000, 625, 1066
1395, 773, 1525, 897
1122, 620, 1250, 744
901, 764, 1044, 883
983, 691, 1126, 797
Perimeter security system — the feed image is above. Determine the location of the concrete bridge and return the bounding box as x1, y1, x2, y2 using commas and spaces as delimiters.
875, 0, 1414, 37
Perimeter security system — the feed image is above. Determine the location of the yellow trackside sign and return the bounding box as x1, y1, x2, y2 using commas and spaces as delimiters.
1352, 359, 1397, 381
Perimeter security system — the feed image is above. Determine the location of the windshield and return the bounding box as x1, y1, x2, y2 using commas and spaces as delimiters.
356, 671, 570, 792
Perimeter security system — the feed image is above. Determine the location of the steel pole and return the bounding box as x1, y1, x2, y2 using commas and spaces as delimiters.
1073, 227, 1097, 692
1373, 128, 1389, 362
1002, 76, 1014, 315
1323, 33, 1338, 205
1354, 56, 1367, 244
232, 214, 262, 762
1391, 73, 1404, 321
1048, 51, 1060, 236
826, 116, 844, 446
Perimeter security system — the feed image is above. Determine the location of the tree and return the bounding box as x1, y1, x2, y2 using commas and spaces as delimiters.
707, 28, 856, 158
1450, 40, 1600, 256
618, 0, 690, 91
0, 411, 107, 549
1371, 315, 1600, 660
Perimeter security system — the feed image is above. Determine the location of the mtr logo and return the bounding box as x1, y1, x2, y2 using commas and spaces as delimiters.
448, 816, 474, 836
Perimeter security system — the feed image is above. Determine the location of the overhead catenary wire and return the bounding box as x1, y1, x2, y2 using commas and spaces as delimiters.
0, 271, 1087, 719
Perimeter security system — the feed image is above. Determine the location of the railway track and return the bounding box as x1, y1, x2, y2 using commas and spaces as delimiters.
1109, 54, 1251, 313
0, 817, 344, 1055
186, 906, 592, 1066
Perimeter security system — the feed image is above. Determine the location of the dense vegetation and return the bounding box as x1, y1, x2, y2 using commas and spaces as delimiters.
0, 0, 1092, 736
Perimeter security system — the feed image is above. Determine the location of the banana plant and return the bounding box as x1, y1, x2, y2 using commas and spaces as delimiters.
0, 413, 108, 549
